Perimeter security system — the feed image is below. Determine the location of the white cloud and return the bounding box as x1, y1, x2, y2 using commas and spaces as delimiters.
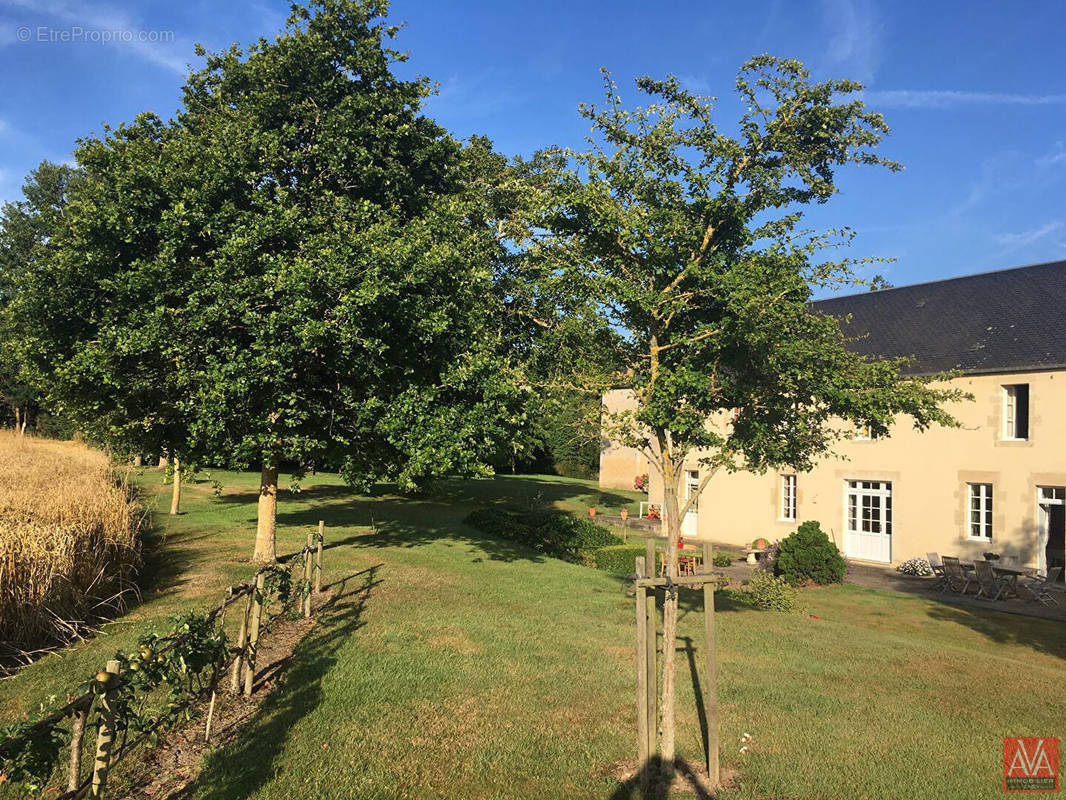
1037, 141, 1066, 168
679, 75, 710, 94
993, 221, 1065, 251
2, 0, 193, 76
864, 89, 1066, 109
820, 0, 881, 83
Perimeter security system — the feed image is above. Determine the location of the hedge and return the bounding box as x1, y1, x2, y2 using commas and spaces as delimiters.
585, 544, 647, 575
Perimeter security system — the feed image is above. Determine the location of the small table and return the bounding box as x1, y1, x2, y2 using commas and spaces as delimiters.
960, 561, 1032, 598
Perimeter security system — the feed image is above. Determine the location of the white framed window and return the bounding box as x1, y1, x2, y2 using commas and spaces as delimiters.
1002, 384, 1029, 440
968, 483, 993, 540
685, 470, 700, 512
780, 474, 797, 521
846, 480, 893, 537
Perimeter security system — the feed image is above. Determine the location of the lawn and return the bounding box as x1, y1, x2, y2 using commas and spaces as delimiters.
1, 470, 1063, 799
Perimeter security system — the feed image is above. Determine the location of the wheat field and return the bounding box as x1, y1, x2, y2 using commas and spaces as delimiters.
0, 432, 144, 659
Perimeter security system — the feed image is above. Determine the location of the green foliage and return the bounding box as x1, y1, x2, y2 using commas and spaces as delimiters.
586, 544, 647, 575
746, 571, 799, 612
519, 55, 966, 548
774, 521, 847, 586
10, 1, 535, 553
712, 550, 735, 567
463, 508, 621, 561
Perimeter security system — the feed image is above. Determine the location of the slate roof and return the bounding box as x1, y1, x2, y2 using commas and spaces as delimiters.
813, 259, 1066, 376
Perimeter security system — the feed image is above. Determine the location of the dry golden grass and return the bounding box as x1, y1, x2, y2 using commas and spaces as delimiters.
0, 431, 144, 658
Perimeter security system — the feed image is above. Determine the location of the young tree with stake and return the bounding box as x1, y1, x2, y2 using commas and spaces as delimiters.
526, 57, 964, 781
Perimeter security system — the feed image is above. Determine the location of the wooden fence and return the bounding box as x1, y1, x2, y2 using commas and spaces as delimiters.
0, 521, 329, 799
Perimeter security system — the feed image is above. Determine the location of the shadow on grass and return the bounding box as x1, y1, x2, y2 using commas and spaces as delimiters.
607, 756, 716, 799
924, 601, 1066, 662
188, 567, 380, 799
212, 477, 637, 565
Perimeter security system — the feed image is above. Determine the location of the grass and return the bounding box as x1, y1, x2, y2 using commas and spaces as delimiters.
0, 432, 142, 655
1, 468, 1064, 799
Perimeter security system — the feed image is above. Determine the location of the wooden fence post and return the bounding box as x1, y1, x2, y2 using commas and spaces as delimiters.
644, 537, 657, 758
230, 592, 251, 694
90, 659, 121, 798
66, 697, 94, 792
702, 542, 719, 787
314, 520, 324, 593
634, 556, 649, 790
243, 573, 265, 697
303, 533, 313, 618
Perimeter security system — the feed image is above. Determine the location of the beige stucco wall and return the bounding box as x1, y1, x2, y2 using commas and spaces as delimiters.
642, 370, 1066, 569
598, 389, 650, 491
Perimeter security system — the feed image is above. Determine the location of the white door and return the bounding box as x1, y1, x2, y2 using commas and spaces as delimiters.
683, 470, 700, 538
845, 480, 892, 563
1038, 487, 1065, 577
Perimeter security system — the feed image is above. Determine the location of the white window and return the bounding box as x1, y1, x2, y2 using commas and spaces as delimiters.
1003, 384, 1029, 440
685, 470, 700, 511
847, 481, 893, 536
780, 474, 797, 521
968, 483, 993, 540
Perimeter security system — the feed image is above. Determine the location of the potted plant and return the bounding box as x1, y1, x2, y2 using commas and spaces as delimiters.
620, 508, 629, 521
588, 506, 596, 517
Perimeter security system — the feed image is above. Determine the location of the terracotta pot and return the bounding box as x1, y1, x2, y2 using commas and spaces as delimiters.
588, 507, 596, 517
620, 509, 629, 521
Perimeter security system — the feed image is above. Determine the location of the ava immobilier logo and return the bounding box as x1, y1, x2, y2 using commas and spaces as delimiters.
1003, 737, 1059, 792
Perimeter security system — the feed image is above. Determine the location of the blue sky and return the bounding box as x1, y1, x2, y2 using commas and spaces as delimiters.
1, 0, 1064, 290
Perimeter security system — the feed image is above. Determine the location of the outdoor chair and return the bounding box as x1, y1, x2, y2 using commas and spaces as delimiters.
1017, 567, 1062, 607
973, 560, 1013, 601
940, 556, 973, 594
926, 552, 948, 589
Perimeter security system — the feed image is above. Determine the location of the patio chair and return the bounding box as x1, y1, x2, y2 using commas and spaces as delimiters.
1017, 567, 1062, 607
941, 556, 973, 594
926, 552, 948, 589
973, 560, 1013, 601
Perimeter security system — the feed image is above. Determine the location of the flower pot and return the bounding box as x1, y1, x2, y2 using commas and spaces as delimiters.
620, 509, 629, 521
588, 507, 596, 517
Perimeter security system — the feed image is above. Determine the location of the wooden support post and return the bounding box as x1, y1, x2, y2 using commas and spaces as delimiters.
303, 533, 313, 618
204, 691, 218, 742
702, 542, 719, 787
634, 556, 650, 790
91, 659, 121, 798
230, 592, 251, 694
643, 538, 657, 759
314, 520, 324, 593
243, 573, 265, 697
67, 698, 93, 792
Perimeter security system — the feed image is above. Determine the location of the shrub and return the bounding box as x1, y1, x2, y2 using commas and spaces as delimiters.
758, 541, 781, 573
751, 537, 770, 550
774, 521, 846, 586
746, 572, 799, 612
712, 550, 735, 567
463, 508, 621, 560
634, 473, 649, 492
897, 557, 933, 576
0, 432, 144, 652
588, 544, 648, 575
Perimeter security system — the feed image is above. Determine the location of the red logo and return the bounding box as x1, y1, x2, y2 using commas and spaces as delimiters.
1004, 737, 1059, 792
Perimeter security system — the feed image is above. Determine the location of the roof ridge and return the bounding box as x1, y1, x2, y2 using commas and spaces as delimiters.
816, 257, 1066, 303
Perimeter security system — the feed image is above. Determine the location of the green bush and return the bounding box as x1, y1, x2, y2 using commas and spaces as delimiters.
712, 550, 735, 567
587, 544, 647, 575
774, 520, 846, 586
463, 508, 622, 560
746, 571, 799, 612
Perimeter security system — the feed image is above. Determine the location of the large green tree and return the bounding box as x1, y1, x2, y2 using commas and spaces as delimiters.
13, 0, 533, 560
0, 162, 82, 434
525, 58, 965, 783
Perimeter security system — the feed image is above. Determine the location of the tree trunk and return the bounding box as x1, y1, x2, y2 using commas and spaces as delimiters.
253, 454, 279, 564
169, 456, 182, 515
14, 406, 22, 436
158, 454, 168, 468
658, 447, 682, 780
133, 454, 143, 467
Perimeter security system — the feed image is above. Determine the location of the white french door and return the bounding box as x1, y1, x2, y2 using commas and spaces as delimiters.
1037, 486, 1065, 577
683, 470, 700, 537
845, 480, 892, 563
